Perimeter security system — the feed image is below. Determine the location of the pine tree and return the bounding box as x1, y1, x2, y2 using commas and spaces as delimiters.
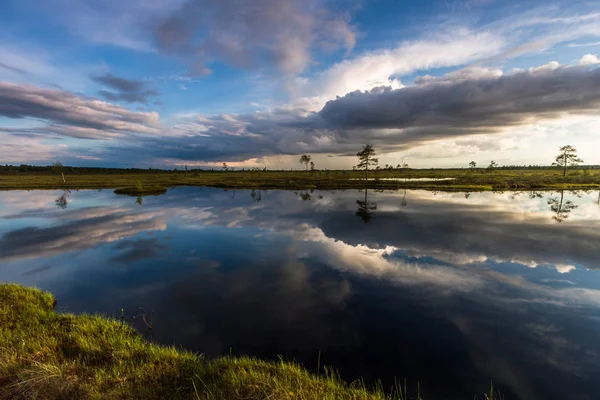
552, 145, 583, 177
356, 144, 379, 181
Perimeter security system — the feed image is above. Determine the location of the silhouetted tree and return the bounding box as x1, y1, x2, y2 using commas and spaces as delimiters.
299, 154, 311, 171
552, 145, 583, 177
487, 160, 498, 170
222, 163, 228, 171
310, 161, 315, 171
547, 190, 578, 222
396, 161, 409, 171
469, 161, 476, 170
356, 144, 379, 181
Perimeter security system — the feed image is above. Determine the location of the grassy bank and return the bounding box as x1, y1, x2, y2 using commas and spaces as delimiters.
0, 284, 418, 400
1, 167, 600, 192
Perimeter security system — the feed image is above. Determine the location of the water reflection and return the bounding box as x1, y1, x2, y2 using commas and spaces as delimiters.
1, 188, 600, 400
355, 189, 377, 223
547, 190, 580, 223
250, 189, 263, 202
55, 189, 71, 209
294, 190, 312, 201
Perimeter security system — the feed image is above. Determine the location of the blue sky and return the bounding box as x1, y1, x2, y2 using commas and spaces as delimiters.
1, 0, 600, 168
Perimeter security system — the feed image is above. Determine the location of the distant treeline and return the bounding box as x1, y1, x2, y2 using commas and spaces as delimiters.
1, 163, 600, 175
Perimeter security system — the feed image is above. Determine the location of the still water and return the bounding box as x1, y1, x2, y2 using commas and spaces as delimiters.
1, 187, 600, 400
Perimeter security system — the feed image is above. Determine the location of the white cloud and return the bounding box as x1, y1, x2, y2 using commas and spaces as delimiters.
555, 264, 576, 274
294, 224, 483, 292
580, 54, 600, 65
0, 135, 62, 163
292, 30, 506, 111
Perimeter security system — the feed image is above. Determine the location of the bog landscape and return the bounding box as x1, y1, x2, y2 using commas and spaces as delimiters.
2, 1, 600, 400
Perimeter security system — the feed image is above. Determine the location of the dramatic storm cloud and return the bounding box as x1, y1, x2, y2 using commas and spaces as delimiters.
0, 82, 160, 139
92, 73, 159, 104
318, 64, 600, 146
85, 64, 600, 164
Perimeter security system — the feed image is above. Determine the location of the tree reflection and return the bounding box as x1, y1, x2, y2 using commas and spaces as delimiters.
250, 189, 262, 202
55, 189, 70, 209
401, 189, 408, 207
300, 192, 311, 201
136, 195, 143, 206
293, 190, 314, 201
508, 191, 543, 200
547, 190, 579, 223
529, 191, 543, 199
356, 189, 377, 223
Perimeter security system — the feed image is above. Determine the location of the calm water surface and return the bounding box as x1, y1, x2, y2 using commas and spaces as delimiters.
1, 187, 600, 400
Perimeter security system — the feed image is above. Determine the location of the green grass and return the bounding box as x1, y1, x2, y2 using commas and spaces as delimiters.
0, 284, 418, 399
1, 167, 600, 192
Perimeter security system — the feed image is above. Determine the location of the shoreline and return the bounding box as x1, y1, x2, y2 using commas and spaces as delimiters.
1, 169, 600, 192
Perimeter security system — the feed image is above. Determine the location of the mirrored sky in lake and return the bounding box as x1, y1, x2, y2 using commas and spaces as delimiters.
1, 187, 600, 400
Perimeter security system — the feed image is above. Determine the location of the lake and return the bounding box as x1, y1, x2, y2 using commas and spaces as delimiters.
1, 187, 600, 400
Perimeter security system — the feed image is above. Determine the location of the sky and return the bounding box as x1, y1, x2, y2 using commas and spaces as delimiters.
1, 0, 600, 169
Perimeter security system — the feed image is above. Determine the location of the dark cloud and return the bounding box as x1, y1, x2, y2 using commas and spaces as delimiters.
82, 64, 600, 164
0, 82, 160, 139
92, 73, 159, 104
87, 108, 326, 163
152, 0, 356, 76
318, 65, 600, 143
0, 61, 28, 75
5, 64, 600, 162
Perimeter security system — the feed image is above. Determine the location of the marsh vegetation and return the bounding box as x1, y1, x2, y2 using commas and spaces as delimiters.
1, 145, 597, 192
